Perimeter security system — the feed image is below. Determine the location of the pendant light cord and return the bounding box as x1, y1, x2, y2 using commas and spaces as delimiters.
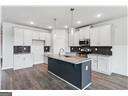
70, 8, 75, 28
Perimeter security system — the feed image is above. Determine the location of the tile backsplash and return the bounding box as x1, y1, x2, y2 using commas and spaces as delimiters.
70, 46, 112, 55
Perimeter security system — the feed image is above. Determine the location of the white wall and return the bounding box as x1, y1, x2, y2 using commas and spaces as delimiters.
94, 16, 127, 76
52, 29, 68, 54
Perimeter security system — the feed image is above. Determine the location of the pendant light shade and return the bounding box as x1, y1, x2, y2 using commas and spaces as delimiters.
69, 8, 75, 35
54, 18, 57, 37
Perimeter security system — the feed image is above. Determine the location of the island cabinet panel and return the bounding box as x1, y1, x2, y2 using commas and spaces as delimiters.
48, 57, 81, 88
48, 57, 92, 89
82, 61, 91, 89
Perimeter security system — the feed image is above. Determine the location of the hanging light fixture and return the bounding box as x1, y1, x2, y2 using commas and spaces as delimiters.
69, 8, 75, 35
53, 18, 57, 37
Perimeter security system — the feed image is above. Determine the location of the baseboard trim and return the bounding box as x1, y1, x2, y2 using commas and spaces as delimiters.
48, 71, 91, 90
82, 82, 92, 90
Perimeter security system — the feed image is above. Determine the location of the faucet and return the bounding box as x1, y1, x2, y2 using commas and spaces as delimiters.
59, 48, 65, 56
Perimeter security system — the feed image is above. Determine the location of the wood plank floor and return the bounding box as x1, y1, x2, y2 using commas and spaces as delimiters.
0, 92, 12, 96
1, 64, 128, 90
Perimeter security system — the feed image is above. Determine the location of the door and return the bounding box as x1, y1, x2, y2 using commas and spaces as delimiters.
32, 40, 44, 64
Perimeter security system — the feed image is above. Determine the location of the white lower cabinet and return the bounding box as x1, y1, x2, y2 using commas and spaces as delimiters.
14, 54, 33, 70
98, 55, 111, 75
88, 54, 111, 75
88, 54, 98, 71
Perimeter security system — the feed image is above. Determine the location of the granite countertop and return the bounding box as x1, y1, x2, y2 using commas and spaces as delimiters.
47, 54, 92, 64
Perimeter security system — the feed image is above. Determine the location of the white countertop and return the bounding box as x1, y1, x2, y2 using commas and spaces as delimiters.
47, 54, 92, 64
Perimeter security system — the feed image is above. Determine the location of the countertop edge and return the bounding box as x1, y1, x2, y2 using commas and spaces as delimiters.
47, 55, 92, 64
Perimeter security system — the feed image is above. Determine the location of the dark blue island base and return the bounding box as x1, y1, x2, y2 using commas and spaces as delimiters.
48, 57, 92, 90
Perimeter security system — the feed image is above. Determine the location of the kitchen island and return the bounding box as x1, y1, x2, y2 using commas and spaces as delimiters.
47, 54, 92, 90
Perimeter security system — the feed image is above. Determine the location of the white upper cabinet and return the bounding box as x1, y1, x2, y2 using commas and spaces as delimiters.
73, 31, 79, 46
39, 32, 46, 40
14, 28, 24, 45
69, 31, 74, 46
32, 30, 51, 46
79, 26, 90, 40
99, 25, 111, 46
14, 27, 32, 46
68, 26, 90, 46
32, 31, 40, 40
45, 32, 51, 46
23, 29, 32, 45
90, 27, 100, 46
90, 25, 111, 46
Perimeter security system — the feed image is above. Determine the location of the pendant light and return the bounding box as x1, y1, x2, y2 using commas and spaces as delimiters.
69, 8, 75, 35
53, 18, 57, 37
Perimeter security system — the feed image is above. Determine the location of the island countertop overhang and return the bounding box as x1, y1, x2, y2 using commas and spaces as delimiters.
47, 54, 92, 64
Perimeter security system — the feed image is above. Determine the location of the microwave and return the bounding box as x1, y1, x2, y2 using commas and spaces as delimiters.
79, 39, 90, 46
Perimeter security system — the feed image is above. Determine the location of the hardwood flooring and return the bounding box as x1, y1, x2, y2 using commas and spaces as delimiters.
0, 92, 12, 96
1, 64, 128, 90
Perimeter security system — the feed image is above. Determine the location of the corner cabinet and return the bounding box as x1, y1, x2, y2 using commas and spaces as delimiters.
88, 54, 111, 75
90, 25, 112, 46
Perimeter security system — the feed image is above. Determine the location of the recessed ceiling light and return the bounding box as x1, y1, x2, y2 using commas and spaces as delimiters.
48, 26, 52, 29
30, 21, 34, 25
76, 21, 81, 24
96, 14, 102, 18
64, 25, 68, 29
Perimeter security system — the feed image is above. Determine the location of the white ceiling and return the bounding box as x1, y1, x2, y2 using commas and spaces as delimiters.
2, 6, 127, 29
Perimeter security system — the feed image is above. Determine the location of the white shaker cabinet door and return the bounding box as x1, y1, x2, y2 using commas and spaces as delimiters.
32, 31, 40, 40
79, 28, 84, 41
39, 32, 45, 40
99, 25, 111, 46
88, 54, 98, 71
74, 31, 79, 46
14, 28, 24, 45
24, 54, 33, 68
45, 32, 51, 46
69, 32, 74, 46
90, 25, 111, 46
90, 27, 100, 46
98, 56, 109, 74
23, 29, 32, 45
14, 54, 24, 70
